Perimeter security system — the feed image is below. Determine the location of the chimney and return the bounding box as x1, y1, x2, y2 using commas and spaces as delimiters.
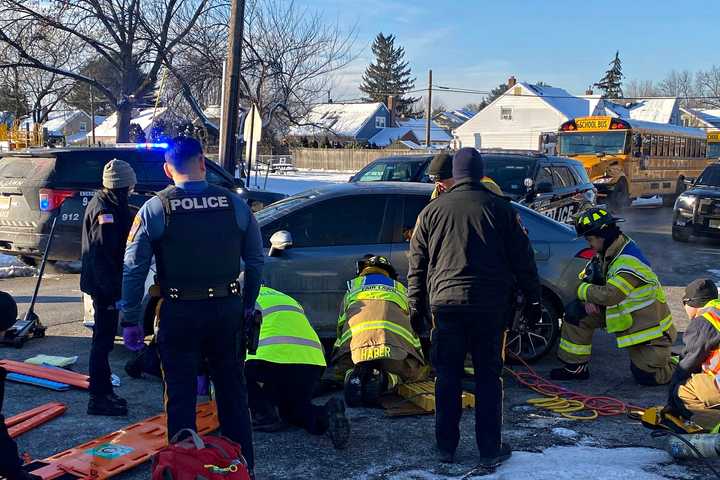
585, 86, 594, 95
507, 76, 517, 88
387, 95, 395, 127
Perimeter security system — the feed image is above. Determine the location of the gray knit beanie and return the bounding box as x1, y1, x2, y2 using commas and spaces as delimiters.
103, 159, 137, 189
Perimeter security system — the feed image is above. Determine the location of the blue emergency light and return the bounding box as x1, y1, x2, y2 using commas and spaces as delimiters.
134, 142, 169, 150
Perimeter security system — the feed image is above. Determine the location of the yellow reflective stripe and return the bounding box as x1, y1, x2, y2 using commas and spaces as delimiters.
577, 283, 591, 302
607, 276, 633, 295
335, 320, 421, 349
559, 338, 592, 356
616, 315, 673, 348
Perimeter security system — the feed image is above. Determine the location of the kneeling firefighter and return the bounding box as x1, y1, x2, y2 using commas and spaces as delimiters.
245, 286, 350, 449
330, 255, 427, 406
552, 207, 676, 385
666, 279, 720, 431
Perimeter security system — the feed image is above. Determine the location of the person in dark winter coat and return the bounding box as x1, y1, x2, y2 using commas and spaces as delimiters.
408, 147, 541, 466
80, 159, 136, 417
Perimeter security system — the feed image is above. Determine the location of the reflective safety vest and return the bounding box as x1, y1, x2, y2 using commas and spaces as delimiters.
580, 238, 673, 348
246, 287, 326, 367
333, 274, 422, 364
700, 300, 720, 389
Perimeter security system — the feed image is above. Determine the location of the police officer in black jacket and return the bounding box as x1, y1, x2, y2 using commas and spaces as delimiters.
121, 137, 264, 473
80, 159, 136, 416
408, 147, 542, 466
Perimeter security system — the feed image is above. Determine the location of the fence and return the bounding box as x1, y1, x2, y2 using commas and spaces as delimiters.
289, 148, 429, 171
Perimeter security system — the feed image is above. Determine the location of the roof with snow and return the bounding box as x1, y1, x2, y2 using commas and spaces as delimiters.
520, 83, 591, 120
368, 127, 416, 147
20, 110, 90, 134
397, 118, 452, 143
435, 109, 475, 125
288, 103, 387, 138
91, 108, 168, 138
683, 108, 720, 129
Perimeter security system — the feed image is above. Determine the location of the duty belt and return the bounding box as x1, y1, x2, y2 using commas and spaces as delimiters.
162, 281, 240, 301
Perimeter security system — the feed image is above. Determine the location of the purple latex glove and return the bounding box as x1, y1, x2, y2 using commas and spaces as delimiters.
123, 325, 144, 352
197, 375, 209, 396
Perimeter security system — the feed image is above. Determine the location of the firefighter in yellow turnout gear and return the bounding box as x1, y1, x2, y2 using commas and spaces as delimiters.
331, 255, 426, 407
245, 286, 350, 449
551, 207, 676, 385
666, 279, 720, 430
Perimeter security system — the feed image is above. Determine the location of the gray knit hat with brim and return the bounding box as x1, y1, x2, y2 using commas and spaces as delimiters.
103, 159, 137, 189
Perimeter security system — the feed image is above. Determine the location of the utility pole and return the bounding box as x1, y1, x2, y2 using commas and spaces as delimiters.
219, 0, 246, 174
90, 88, 96, 146
425, 69, 432, 149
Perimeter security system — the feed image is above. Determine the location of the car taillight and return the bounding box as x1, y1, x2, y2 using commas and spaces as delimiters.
575, 248, 595, 260
39, 188, 76, 211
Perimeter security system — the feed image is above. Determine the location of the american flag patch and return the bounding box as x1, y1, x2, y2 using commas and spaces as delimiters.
98, 213, 114, 224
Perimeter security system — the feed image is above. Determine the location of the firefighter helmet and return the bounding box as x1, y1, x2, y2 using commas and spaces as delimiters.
574, 207, 624, 237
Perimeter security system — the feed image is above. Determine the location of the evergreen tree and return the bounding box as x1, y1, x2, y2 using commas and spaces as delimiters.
128, 124, 146, 143
594, 51, 624, 99
359, 33, 419, 115
476, 83, 510, 111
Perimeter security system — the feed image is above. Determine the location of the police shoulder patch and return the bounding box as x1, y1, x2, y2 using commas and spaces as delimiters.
127, 215, 142, 244
98, 213, 114, 224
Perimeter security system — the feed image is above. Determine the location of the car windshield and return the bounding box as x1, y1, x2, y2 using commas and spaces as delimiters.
356, 161, 423, 182
558, 131, 627, 155
708, 143, 720, 159
483, 156, 535, 194
254, 193, 315, 223
696, 167, 720, 187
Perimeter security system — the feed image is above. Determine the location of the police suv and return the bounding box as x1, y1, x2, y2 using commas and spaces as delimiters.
672, 162, 720, 242
351, 151, 597, 223
0, 145, 285, 264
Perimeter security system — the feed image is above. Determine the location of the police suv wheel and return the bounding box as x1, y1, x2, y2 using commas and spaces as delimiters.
506, 295, 560, 364
672, 227, 691, 243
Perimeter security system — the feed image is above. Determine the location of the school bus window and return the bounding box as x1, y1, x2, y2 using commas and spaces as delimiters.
689, 138, 696, 158
659, 136, 667, 156
650, 135, 658, 156
642, 135, 651, 156
677, 137, 684, 157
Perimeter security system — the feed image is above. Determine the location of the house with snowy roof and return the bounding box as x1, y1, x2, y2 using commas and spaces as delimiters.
434, 109, 475, 132
288, 102, 392, 145
454, 76, 682, 151
19, 109, 95, 145
680, 107, 720, 131
90, 107, 171, 144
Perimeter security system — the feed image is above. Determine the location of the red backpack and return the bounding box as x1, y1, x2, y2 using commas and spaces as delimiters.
152, 429, 251, 480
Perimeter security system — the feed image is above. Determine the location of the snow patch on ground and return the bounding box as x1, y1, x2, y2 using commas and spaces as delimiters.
365, 446, 685, 480
632, 195, 663, 208
246, 170, 351, 196
0, 254, 35, 278
551, 427, 579, 439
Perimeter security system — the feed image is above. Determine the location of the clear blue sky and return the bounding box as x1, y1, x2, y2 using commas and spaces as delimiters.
313, 0, 717, 109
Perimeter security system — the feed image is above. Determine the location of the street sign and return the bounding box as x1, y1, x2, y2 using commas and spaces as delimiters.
243, 104, 262, 174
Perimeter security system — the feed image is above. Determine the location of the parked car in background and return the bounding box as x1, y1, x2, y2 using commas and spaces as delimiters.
672, 162, 720, 242
350, 151, 596, 223
0, 145, 286, 264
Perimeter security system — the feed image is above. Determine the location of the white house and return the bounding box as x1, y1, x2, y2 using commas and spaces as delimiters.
90, 107, 169, 144
454, 77, 681, 151
288, 102, 392, 144
19, 109, 95, 145
680, 107, 720, 131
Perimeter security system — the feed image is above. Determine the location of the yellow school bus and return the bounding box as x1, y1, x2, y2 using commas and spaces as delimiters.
557, 116, 707, 208
708, 131, 720, 160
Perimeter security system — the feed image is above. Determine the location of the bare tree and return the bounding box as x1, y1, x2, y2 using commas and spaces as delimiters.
657, 70, 697, 107
167, 0, 357, 146
0, 0, 217, 141
625, 79, 657, 100
696, 66, 720, 109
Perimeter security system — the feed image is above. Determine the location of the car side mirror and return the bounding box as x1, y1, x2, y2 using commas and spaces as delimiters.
524, 178, 534, 190
269, 230, 293, 257
536, 181, 553, 194
683, 177, 695, 186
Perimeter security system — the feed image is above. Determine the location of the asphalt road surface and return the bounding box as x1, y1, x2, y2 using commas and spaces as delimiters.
2, 206, 719, 479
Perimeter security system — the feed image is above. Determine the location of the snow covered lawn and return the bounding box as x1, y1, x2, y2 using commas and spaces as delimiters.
0, 254, 35, 279
246, 170, 352, 196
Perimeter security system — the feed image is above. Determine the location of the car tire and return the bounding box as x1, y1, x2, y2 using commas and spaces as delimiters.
672, 227, 691, 243
18, 256, 38, 268
506, 292, 561, 365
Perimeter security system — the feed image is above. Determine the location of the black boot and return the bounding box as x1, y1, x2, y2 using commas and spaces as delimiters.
252, 407, 286, 432
325, 397, 350, 450
550, 363, 590, 381
124, 357, 143, 379
478, 442, 512, 467
88, 394, 128, 416
438, 448, 455, 464
108, 392, 128, 406
361, 368, 387, 406
344, 365, 365, 408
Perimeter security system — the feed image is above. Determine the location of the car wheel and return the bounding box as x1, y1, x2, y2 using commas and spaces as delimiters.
506, 293, 561, 364
19, 256, 38, 268
672, 227, 691, 243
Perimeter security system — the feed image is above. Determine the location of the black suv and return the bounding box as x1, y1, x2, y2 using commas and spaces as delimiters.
672, 163, 720, 242
0, 146, 286, 264
350, 151, 597, 223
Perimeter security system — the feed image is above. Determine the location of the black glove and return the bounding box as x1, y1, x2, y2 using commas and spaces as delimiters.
665, 367, 693, 419
564, 299, 587, 326
523, 301, 543, 329
409, 306, 429, 336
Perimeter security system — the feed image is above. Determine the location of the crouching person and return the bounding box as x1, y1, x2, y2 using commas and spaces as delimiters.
667, 279, 720, 430
245, 286, 350, 449
331, 255, 427, 407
